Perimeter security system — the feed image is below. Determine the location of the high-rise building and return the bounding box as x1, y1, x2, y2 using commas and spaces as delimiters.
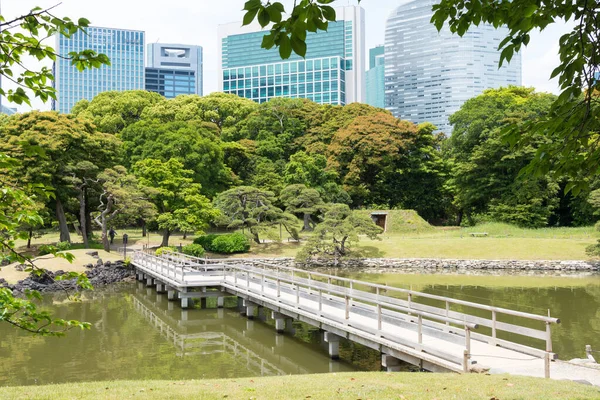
384, 0, 521, 133
366, 45, 385, 108
146, 43, 203, 98
218, 6, 365, 105
53, 26, 145, 113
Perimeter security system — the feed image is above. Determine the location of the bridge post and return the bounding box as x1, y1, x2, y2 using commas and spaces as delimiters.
217, 297, 224, 308
272, 312, 286, 334
243, 300, 256, 319
324, 332, 340, 360
181, 289, 189, 309
167, 287, 176, 301
238, 298, 246, 316
285, 318, 295, 334
146, 276, 154, 287
381, 354, 401, 372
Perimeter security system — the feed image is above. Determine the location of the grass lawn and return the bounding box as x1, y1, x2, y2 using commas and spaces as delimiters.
1, 372, 598, 399
10, 222, 599, 261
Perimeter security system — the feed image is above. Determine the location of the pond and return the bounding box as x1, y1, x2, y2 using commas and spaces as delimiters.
1, 271, 599, 386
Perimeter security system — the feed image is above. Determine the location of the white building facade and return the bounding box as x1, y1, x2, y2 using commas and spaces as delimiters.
384, 0, 521, 133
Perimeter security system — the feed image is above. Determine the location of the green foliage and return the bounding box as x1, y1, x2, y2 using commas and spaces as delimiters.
193, 234, 219, 249
181, 243, 206, 258
210, 233, 251, 254
38, 244, 56, 256
242, 0, 338, 58
585, 240, 600, 258
431, 0, 600, 193
298, 204, 382, 262
135, 158, 219, 247
0, 6, 109, 105
215, 186, 299, 243
56, 241, 72, 252
155, 247, 176, 256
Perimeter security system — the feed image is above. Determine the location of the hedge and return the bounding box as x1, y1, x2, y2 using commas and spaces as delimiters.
193, 233, 250, 254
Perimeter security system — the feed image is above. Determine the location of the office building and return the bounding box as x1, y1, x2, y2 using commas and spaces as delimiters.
218, 6, 365, 105
384, 0, 521, 133
146, 43, 203, 98
366, 45, 385, 108
53, 26, 145, 113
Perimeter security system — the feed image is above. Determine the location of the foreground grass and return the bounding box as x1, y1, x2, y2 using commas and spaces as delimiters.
1, 372, 598, 399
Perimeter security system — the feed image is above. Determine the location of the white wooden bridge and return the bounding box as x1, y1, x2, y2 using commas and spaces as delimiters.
131, 250, 571, 380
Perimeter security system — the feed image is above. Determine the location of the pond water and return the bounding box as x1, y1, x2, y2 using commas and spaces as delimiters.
1, 271, 599, 387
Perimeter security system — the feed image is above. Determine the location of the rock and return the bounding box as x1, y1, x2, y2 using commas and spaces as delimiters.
85, 251, 99, 258
14, 264, 26, 271
470, 364, 490, 374
96, 258, 103, 266
85, 263, 94, 269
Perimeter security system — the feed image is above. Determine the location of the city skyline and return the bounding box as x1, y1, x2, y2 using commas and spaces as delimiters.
4, 0, 572, 112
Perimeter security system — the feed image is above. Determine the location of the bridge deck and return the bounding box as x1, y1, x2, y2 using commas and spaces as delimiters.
131, 251, 600, 384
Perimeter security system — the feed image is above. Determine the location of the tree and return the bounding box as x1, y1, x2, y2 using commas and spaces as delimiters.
141, 93, 258, 133
297, 204, 382, 263
134, 159, 218, 247
429, 0, 600, 192
93, 166, 155, 252
283, 151, 337, 188
215, 186, 298, 243
446, 87, 563, 227
280, 184, 323, 231
0, 5, 109, 106
64, 161, 99, 248
0, 153, 91, 335
326, 112, 420, 206
72, 90, 163, 134
120, 119, 232, 196
0, 112, 120, 243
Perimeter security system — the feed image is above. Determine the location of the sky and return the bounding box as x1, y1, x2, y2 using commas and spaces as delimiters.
5, 0, 572, 112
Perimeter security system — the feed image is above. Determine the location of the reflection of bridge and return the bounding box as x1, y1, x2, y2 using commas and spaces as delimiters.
132, 250, 563, 379
131, 286, 344, 375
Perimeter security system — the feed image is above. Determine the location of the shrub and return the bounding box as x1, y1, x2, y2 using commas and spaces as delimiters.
56, 241, 71, 251
586, 240, 600, 257
182, 244, 205, 258
155, 247, 176, 256
211, 233, 250, 254
193, 234, 218, 250
38, 244, 56, 256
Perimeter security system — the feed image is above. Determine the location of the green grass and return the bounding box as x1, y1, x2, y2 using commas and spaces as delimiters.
12, 222, 600, 261
0, 372, 597, 399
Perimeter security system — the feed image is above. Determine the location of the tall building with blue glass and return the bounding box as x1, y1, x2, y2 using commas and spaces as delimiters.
385, 0, 521, 133
366, 46, 385, 108
218, 6, 365, 105
146, 43, 203, 98
53, 26, 145, 113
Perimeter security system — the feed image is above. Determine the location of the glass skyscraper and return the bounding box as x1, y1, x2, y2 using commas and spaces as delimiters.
366, 46, 385, 108
146, 43, 203, 98
384, 0, 521, 133
53, 26, 145, 113
218, 6, 365, 105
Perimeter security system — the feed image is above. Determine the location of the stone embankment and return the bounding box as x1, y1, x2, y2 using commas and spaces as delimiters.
0, 260, 134, 293
228, 257, 600, 272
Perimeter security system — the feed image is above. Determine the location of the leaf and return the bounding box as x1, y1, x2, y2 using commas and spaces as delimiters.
291, 35, 307, 57
278, 35, 292, 59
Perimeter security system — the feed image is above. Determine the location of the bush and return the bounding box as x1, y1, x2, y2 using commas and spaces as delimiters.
211, 233, 250, 254
38, 244, 56, 256
193, 234, 218, 250
155, 247, 176, 256
56, 241, 71, 251
182, 244, 205, 258
586, 240, 600, 257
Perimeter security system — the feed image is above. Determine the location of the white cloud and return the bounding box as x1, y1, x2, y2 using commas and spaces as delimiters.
4, 0, 572, 112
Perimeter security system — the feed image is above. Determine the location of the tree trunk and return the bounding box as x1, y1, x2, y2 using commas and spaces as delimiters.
100, 218, 110, 252
55, 198, 71, 243
27, 229, 33, 249
183, 231, 187, 240
456, 209, 464, 226
252, 230, 260, 244
161, 230, 170, 247
78, 191, 89, 248
141, 220, 147, 237
303, 213, 313, 231
85, 187, 93, 239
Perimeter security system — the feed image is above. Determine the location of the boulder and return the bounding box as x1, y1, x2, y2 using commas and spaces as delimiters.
85, 251, 99, 258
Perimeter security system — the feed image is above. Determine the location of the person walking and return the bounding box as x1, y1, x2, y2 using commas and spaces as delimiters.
109, 228, 117, 245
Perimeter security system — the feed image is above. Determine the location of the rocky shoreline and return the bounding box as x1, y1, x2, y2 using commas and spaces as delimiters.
227, 257, 600, 272
0, 260, 135, 294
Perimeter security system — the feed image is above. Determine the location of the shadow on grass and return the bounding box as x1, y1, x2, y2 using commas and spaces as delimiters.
353, 245, 386, 258
249, 241, 303, 256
